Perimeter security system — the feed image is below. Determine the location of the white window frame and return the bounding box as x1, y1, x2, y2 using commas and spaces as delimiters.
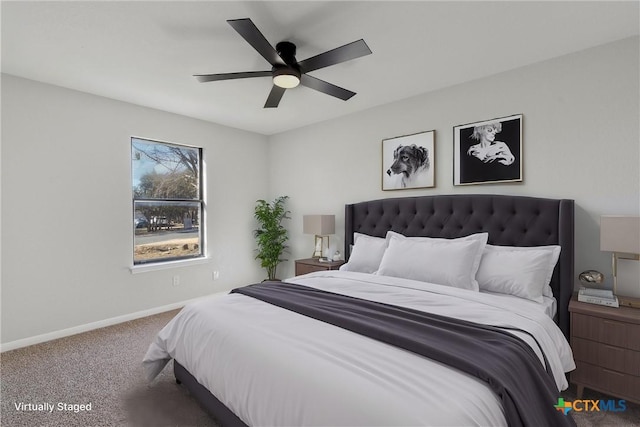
130, 137, 207, 272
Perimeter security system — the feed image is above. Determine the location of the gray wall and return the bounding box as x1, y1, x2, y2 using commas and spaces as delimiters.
1, 75, 269, 344
2, 36, 638, 346
268, 37, 640, 294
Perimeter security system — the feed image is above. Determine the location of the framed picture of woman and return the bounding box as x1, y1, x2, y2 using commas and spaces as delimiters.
453, 114, 522, 186
382, 130, 435, 190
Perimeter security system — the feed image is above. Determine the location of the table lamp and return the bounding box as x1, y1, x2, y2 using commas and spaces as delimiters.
303, 215, 335, 259
600, 215, 640, 308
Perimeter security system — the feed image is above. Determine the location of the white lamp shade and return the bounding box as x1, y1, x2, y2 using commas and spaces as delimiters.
600, 215, 640, 254
303, 215, 335, 235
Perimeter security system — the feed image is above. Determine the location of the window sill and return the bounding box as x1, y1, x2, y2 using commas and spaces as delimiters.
130, 256, 211, 274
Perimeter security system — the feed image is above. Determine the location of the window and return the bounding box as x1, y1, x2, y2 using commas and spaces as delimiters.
131, 137, 204, 265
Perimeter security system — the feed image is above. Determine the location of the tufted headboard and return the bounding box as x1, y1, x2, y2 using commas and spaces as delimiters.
344, 194, 575, 338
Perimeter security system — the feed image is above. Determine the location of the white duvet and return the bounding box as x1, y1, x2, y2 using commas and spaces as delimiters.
144, 271, 575, 427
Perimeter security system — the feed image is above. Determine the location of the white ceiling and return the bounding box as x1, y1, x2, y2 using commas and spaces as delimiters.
2, 1, 638, 135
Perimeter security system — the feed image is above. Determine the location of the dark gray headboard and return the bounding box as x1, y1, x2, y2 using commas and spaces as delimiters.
344, 194, 575, 338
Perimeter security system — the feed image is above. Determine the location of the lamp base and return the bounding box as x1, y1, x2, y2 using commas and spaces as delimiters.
618, 295, 640, 309
312, 235, 329, 258
611, 252, 640, 309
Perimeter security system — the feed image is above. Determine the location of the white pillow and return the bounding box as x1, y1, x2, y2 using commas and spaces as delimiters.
376, 232, 488, 291
476, 244, 561, 303
339, 233, 388, 274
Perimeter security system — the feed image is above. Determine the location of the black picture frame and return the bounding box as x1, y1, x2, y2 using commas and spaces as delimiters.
453, 114, 522, 186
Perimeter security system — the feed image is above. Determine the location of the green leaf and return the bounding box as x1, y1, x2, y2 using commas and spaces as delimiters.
254, 196, 290, 280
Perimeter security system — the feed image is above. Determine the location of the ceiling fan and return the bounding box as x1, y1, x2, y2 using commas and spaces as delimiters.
194, 18, 372, 108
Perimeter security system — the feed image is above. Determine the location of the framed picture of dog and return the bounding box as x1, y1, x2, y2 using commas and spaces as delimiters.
453, 114, 523, 186
382, 130, 435, 190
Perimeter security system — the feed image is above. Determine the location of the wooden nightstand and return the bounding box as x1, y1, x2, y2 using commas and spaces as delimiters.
569, 295, 640, 404
295, 258, 345, 276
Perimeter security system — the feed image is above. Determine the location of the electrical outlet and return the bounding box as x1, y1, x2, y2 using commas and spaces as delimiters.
212, 271, 220, 280
172, 275, 180, 287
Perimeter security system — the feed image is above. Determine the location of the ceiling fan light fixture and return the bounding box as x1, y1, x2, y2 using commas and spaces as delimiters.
196, 19, 372, 107
273, 67, 301, 89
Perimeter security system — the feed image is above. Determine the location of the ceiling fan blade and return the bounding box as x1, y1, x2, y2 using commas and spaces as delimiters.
194, 71, 272, 82
227, 18, 286, 66
298, 39, 371, 73
264, 85, 286, 108
300, 74, 356, 101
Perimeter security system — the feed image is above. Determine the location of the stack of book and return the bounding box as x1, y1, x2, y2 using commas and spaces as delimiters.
578, 287, 619, 307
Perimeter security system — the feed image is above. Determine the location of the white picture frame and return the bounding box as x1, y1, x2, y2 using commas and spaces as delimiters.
453, 114, 523, 186
382, 130, 435, 191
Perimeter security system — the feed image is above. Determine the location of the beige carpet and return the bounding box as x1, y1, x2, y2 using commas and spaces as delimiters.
1, 309, 638, 427
1, 310, 218, 427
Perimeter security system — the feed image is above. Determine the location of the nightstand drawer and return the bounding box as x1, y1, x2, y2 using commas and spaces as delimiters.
573, 337, 640, 376
294, 258, 345, 276
572, 361, 638, 399
572, 312, 640, 350
295, 263, 324, 275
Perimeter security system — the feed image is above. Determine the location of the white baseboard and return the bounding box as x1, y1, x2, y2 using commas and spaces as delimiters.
0, 294, 220, 352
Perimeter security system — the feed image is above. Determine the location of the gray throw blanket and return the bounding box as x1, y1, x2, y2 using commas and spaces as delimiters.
231, 281, 576, 427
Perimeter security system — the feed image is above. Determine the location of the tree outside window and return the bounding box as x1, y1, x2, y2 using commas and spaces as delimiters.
132, 137, 204, 264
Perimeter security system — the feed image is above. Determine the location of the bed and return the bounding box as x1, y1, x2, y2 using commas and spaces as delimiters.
144, 194, 576, 426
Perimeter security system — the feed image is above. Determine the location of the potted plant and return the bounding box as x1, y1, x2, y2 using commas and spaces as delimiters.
254, 196, 290, 281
